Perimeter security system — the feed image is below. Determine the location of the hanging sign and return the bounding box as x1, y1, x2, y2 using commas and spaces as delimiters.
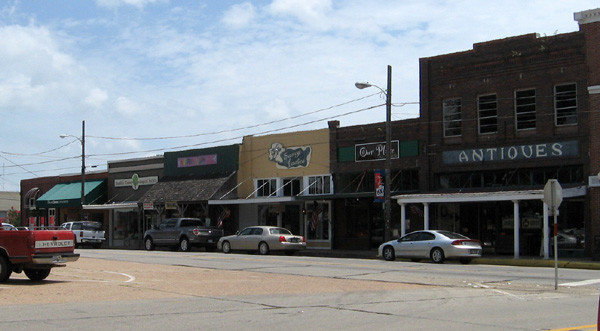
374, 170, 385, 203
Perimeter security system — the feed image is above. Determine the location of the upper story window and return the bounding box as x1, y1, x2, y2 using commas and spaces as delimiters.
256, 178, 277, 197
515, 89, 536, 130
478, 94, 498, 134
306, 175, 332, 195
443, 98, 462, 137
282, 178, 301, 196
555, 83, 577, 126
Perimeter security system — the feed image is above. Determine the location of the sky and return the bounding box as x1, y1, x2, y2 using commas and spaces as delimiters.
0, 0, 598, 193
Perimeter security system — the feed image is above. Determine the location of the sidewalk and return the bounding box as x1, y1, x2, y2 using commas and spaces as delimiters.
296, 249, 600, 270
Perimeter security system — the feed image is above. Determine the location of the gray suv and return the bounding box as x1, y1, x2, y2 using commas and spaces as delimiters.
144, 218, 223, 252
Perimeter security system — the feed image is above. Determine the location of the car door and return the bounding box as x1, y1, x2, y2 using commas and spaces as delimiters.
154, 219, 177, 244
232, 227, 254, 250
411, 232, 436, 259
248, 227, 264, 250
394, 232, 421, 258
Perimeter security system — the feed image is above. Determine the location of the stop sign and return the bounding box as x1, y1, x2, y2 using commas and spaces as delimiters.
543, 179, 563, 212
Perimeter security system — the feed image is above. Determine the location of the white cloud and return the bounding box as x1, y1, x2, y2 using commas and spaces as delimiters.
85, 88, 108, 109
268, 0, 332, 26
115, 96, 141, 116
95, 0, 166, 9
222, 2, 256, 29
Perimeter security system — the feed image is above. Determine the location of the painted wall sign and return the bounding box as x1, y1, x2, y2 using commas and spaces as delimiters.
355, 141, 399, 162
268, 143, 311, 169
442, 141, 579, 165
177, 154, 218, 168
143, 202, 154, 210
114, 174, 158, 190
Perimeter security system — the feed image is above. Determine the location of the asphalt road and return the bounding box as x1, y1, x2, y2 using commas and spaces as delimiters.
0, 249, 598, 331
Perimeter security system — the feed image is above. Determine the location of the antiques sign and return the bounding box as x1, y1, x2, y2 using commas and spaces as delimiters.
355, 141, 399, 162
442, 141, 578, 165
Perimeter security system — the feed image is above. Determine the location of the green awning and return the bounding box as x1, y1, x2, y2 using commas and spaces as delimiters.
36, 180, 106, 208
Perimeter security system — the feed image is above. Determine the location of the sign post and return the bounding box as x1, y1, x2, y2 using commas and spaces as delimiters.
543, 179, 563, 290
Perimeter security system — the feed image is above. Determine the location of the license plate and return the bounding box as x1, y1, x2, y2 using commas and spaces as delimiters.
289, 238, 299, 243
208, 239, 214, 243
470, 249, 480, 254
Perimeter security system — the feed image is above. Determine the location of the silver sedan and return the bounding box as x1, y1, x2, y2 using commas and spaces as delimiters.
378, 230, 482, 264
217, 226, 306, 255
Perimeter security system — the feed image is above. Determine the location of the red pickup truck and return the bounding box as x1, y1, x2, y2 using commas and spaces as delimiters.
0, 223, 80, 282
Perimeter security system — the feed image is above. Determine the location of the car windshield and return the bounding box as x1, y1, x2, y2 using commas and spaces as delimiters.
269, 228, 292, 235
82, 222, 103, 231
2, 223, 15, 231
437, 230, 469, 239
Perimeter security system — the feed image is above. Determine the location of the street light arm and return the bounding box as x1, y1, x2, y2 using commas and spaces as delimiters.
355, 82, 387, 95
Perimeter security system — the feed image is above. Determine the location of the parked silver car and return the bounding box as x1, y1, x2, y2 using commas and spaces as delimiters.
217, 226, 306, 255
378, 230, 482, 264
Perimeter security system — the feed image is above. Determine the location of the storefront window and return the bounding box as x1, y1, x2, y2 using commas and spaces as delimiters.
306, 201, 329, 241
114, 210, 139, 241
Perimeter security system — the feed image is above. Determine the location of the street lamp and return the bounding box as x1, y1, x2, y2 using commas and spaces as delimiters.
356, 65, 393, 242
60, 120, 85, 221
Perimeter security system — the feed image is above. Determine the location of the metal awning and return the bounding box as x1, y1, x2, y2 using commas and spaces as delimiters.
209, 197, 296, 205
83, 202, 139, 210
392, 186, 587, 204
36, 180, 106, 208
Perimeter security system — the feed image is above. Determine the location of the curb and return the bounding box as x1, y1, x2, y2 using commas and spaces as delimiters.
296, 250, 600, 270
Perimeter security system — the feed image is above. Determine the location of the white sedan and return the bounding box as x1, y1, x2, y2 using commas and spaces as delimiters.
218, 226, 306, 255
378, 230, 482, 264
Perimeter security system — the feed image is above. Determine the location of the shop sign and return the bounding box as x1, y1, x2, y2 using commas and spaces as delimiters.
143, 202, 154, 210
177, 154, 217, 168
374, 170, 385, 202
268, 143, 311, 169
115, 174, 158, 190
165, 201, 178, 210
355, 141, 399, 162
442, 140, 578, 165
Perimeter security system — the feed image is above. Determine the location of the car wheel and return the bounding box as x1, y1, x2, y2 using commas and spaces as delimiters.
430, 247, 445, 263
222, 241, 231, 254
258, 242, 270, 255
24, 268, 51, 281
179, 237, 190, 252
382, 246, 395, 261
459, 258, 472, 264
144, 237, 155, 251
0, 255, 12, 283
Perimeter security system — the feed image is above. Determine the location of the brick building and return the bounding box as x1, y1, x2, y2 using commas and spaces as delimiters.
329, 8, 600, 258
393, 8, 600, 257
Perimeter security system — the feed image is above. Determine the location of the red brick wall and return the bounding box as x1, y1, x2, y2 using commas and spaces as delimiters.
578, 12, 600, 255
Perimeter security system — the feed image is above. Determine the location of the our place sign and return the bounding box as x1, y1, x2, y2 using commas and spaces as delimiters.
355, 141, 399, 162
442, 140, 578, 165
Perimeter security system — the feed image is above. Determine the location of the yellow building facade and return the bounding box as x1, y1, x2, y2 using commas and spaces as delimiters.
213, 128, 333, 249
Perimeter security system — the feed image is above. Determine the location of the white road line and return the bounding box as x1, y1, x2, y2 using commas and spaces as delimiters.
103, 271, 136, 283
559, 279, 600, 287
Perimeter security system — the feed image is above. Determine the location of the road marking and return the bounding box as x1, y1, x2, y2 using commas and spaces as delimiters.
547, 324, 597, 331
103, 271, 136, 283
559, 279, 600, 287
